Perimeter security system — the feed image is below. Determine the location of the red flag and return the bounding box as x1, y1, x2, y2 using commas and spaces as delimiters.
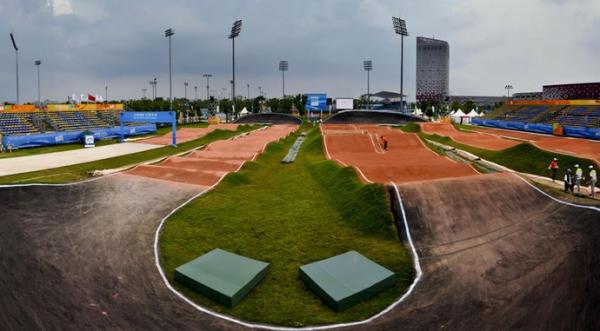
88, 94, 96, 102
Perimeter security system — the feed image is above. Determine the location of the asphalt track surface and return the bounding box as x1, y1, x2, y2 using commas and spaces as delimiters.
322, 124, 478, 183
1, 124, 598, 330
419, 122, 521, 151
472, 126, 600, 165
142, 124, 239, 145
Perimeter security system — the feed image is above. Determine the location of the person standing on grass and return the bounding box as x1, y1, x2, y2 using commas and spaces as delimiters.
564, 168, 575, 194
575, 164, 583, 194
548, 158, 559, 182
589, 165, 597, 199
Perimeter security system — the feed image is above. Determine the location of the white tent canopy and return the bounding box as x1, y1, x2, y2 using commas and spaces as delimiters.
451, 109, 466, 117
466, 110, 479, 117
240, 107, 249, 115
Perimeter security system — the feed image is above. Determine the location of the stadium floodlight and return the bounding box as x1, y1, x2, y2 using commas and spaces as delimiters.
393, 17, 408, 112
165, 28, 175, 111
184, 81, 189, 99
363, 60, 373, 111
10, 33, 20, 104
34, 60, 42, 106
505, 84, 514, 99
279, 60, 288, 98
203, 74, 213, 100
228, 20, 242, 107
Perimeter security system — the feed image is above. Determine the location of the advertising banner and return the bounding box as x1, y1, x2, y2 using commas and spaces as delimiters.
120, 111, 176, 145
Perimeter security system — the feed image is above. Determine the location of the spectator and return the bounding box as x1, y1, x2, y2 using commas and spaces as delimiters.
548, 158, 559, 182
575, 164, 583, 194
564, 168, 574, 194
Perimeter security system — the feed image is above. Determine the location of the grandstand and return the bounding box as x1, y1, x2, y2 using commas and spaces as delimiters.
0, 110, 120, 136
486, 104, 600, 129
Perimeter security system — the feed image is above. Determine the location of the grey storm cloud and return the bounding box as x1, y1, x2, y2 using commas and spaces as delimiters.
1, 0, 599, 103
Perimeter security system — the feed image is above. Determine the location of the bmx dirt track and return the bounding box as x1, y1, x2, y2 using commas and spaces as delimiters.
142, 124, 239, 145
0, 124, 598, 330
419, 122, 521, 151
472, 126, 600, 165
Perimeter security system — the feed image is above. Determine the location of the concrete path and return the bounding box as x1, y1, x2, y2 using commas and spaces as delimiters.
0, 143, 161, 177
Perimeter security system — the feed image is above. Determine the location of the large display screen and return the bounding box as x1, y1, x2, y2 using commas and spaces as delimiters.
305, 93, 327, 112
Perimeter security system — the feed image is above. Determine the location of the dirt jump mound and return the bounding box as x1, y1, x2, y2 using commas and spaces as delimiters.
420, 122, 520, 151
325, 110, 424, 125
234, 113, 302, 125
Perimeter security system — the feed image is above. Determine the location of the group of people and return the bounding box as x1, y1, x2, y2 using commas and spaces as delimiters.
549, 158, 597, 198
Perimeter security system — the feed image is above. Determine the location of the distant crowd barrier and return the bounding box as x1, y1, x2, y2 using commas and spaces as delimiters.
472, 118, 600, 140
1, 124, 156, 149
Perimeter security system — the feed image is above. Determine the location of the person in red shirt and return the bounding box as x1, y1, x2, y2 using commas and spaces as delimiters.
548, 158, 559, 182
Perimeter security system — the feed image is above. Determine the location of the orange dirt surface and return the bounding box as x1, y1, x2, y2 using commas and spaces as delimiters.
473, 127, 600, 165
322, 124, 479, 184
141, 124, 239, 145
420, 122, 521, 151
125, 125, 297, 186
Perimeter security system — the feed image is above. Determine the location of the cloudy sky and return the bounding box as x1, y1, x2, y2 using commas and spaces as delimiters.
1, 0, 599, 103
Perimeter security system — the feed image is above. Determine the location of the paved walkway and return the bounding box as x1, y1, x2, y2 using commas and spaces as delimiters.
0, 143, 161, 177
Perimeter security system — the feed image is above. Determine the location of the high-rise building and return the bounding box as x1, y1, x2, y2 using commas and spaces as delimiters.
416, 37, 449, 102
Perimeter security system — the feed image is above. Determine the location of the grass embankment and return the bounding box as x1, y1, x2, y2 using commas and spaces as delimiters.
160, 128, 413, 327
0, 125, 255, 185
403, 123, 597, 180
0, 122, 208, 160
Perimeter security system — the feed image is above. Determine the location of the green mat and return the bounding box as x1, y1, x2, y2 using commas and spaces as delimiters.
174, 248, 269, 308
300, 251, 395, 311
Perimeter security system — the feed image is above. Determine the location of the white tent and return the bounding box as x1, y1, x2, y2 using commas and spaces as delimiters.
451, 109, 468, 124
466, 110, 479, 118
452, 109, 466, 117
240, 107, 250, 116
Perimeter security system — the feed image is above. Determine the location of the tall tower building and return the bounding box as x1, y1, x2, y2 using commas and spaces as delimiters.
416, 37, 449, 102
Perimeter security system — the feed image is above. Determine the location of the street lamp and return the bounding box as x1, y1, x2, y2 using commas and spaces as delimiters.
247, 83, 250, 100
505, 84, 514, 99
203, 74, 212, 100
258, 86, 262, 97
279, 60, 288, 98
105, 85, 108, 102
194, 86, 198, 100
165, 28, 175, 111
142, 88, 147, 99
229, 20, 242, 104
363, 60, 373, 111
34, 60, 42, 106
393, 16, 408, 112
184, 81, 189, 99
10, 33, 19, 104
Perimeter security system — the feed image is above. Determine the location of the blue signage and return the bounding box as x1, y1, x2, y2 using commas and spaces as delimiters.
120, 111, 177, 146
305, 93, 327, 112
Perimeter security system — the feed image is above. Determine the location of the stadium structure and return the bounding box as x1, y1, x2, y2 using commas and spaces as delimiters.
0, 104, 155, 149
416, 37, 449, 102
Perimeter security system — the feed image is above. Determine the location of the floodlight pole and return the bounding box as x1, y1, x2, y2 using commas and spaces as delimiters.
165, 28, 175, 112
105, 85, 108, 102
194, 86, 198, 100
203, 74, 212, 100
247, 83, 250, 100
10, 33, 20, 104
393, 17, 409, 112
229, 20, 242, 111
35, 60, 41, 106
363, 61, 372, 111
184, 81, 188, 99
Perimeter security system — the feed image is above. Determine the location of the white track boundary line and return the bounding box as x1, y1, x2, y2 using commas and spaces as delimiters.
514, 174, 600, 212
